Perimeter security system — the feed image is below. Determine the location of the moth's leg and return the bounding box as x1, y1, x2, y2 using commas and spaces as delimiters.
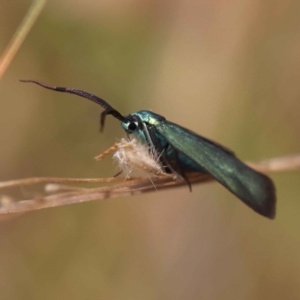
159, 143, 178, 176
113, 170, 123, 178
173, 149, 192, 192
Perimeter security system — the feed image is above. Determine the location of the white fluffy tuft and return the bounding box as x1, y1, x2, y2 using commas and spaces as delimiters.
113, 138, 165, 177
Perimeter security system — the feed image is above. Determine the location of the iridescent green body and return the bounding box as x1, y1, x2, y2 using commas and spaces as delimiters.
122, 111, 276, 219
22, 80, 276, 219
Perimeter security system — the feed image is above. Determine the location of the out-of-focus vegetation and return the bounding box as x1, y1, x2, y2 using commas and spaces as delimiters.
1, 1, 300, 299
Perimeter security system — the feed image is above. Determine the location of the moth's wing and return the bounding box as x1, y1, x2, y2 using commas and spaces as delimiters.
157, 121, 276, 218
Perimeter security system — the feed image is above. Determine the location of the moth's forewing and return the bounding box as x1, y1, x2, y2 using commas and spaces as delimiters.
156, 121, 276, 219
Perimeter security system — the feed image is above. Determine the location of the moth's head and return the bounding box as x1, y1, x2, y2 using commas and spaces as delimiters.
121, 110, 165, 134
121, 114, 142, 134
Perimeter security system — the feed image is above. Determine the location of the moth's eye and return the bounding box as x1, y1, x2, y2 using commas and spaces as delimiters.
128, 122, 137, 131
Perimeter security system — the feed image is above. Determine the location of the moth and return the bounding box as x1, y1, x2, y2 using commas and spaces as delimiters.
20, 80, 276, 218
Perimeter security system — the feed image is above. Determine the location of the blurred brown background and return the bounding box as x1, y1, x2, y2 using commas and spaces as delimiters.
1, 1, 300, 299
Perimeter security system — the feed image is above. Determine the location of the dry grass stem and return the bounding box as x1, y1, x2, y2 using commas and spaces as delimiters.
0, 0, 47, 79
246, 154, 300, 173
0, 137, 299, 215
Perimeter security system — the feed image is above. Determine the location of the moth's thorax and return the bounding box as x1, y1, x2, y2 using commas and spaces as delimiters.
132, 110, 165, 125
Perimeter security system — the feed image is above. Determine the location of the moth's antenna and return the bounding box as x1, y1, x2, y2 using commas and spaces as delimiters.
20, 79, 125, 130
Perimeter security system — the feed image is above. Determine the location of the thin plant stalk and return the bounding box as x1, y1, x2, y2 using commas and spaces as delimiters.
0, 0, 47, 79
0, 154, 299, 214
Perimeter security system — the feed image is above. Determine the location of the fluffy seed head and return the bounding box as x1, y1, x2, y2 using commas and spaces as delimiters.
113, 138, 165, 177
